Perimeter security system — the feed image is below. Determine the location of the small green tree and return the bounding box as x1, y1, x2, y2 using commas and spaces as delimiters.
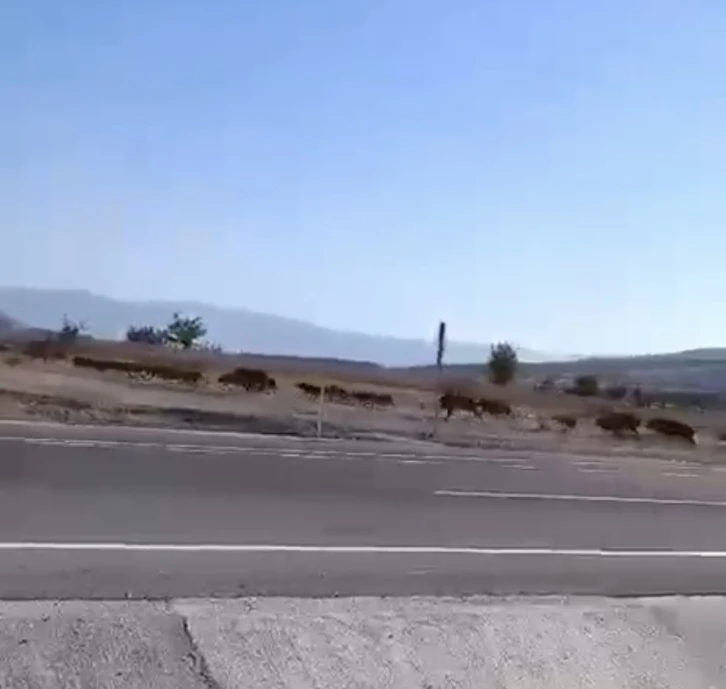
165, 312, 207, 350
487, 341, 518, 386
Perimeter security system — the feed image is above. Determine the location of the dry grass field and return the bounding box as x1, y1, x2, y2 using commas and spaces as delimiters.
1, 338, 726, 461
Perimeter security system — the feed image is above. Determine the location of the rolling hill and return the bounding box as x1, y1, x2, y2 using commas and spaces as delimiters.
1, 286, 725, 391
0, 286, 555, 366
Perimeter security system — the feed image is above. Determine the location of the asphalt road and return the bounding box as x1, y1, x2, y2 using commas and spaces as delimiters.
2, 421, 726, 599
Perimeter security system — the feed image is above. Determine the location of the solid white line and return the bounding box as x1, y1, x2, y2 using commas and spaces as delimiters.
0, 420, 342, 442
3, 436, 510, 463
1, 542, 726, 557
2, 435, 580, 466
435, 489, 726, 507
14, 438, 162, 449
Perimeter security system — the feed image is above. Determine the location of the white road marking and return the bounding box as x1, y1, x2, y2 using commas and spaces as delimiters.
50, 439, 100, 447
18, 438, 79, 446
0, 436, 549, 463
0, 542, 726, 557
291, 448, 377, 457
0, 436, 512, 463
7, 435, 726, 478
423, 455, 536, 464
16, 437, 161, 450
435, 489, 726, 507
166, 444, 207, 450
0, 420, 345, 442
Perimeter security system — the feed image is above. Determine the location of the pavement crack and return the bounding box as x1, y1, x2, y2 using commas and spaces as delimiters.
179, 614, 223, 689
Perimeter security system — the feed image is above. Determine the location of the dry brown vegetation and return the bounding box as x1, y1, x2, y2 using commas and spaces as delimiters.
0, 337, 722, 456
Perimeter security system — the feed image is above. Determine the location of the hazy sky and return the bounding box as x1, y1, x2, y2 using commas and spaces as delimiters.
2, 1, 725, 356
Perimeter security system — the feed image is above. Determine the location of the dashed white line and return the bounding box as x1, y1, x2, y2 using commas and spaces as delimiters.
0, 542, 726, 557
435, 489, 726, 507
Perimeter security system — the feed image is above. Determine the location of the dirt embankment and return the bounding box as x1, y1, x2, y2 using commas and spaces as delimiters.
1, 343, 725, 460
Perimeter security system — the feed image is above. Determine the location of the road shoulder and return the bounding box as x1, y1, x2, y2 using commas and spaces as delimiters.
1, 596, 723, 688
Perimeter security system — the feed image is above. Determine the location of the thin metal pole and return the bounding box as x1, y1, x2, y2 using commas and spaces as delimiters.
317, 385, 325, 438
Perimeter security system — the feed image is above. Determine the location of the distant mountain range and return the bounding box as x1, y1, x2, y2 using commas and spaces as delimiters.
0, 286, 562, 366
2, 287, 726, 391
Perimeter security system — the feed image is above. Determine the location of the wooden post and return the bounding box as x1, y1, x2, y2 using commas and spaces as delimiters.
432, 321, 446, 438
436, 321, 446, 371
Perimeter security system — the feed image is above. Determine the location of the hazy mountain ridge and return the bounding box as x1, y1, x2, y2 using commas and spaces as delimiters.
0, 287, 555, 366
0, 311, 25, 332
1, 287, 725, 391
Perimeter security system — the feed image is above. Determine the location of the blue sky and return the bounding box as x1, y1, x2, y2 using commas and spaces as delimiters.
2, 0, 725, 357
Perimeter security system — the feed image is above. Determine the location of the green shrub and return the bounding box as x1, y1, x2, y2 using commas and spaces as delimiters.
572, 374, 599, 397
487, 342, 518, 386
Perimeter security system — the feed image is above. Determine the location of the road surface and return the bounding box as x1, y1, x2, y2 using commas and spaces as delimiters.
2, 421, 726, 599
